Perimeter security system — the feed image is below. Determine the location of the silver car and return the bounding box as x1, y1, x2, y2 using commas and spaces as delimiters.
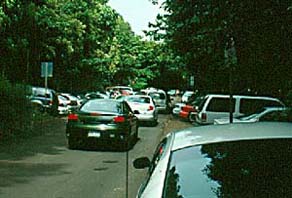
134, 122, 292, 197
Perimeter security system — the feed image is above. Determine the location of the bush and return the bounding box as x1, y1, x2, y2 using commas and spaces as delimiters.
0, 76, 33, 140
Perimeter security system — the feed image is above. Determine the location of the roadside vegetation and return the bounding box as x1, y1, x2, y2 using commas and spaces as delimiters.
0, 75, 33, 141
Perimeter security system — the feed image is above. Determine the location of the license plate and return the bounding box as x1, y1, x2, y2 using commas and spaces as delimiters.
88, 131, 101, 138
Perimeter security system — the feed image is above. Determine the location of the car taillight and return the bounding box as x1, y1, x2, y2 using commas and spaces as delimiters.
148, 106, 154, 111
68, 113, 78, 121
114, 116, 125, 123
202, 113, 207, 122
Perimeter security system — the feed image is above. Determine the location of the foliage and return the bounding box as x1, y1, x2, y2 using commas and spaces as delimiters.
148, 0, 292, 97
0, 75, 33, 140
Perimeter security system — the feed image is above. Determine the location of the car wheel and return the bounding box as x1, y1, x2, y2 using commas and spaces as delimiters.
150, 119, 158, 127
188, 112, 196, 123
68, 136, 79, 150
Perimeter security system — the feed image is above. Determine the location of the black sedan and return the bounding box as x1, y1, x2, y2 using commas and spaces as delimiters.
66, 99, 139, 150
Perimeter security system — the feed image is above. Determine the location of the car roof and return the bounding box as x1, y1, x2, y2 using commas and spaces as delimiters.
204, 94, 281, 101
172, 122, 292, 151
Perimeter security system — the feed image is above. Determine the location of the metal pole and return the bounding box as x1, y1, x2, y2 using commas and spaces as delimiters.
126, 150, 129, 198
45, 63, 48, 90
229, 66, 233, 123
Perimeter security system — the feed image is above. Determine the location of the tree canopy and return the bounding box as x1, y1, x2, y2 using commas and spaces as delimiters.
148, 0, 292, 98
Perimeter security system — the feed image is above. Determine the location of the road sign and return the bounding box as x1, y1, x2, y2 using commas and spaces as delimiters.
41, 62, 53, 77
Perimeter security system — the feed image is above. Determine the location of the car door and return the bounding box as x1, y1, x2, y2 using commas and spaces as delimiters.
205, 97, 236, 123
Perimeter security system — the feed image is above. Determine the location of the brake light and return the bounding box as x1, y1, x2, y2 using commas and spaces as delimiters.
114, 116, 125, 123
68, 113, 78, 121
148, 106, 154, 111
202, 113, 207, 122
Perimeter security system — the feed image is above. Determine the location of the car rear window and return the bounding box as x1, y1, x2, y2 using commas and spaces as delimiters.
80, 100, 120, 113
163, 139, 292, 198
149, 92, 166, 99
240, 98, 284, 114
127, 97, 150, 103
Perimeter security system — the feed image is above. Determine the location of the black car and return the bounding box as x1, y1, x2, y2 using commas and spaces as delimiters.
29, 87, 58, 115
66, 99, 138, 150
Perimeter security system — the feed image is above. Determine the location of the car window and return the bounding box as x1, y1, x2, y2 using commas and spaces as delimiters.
127, 97, 150, 103
80, 100, 119, 113
163, 139, 292, 198
206, 98, 235, 112
259, 110, 292, 122
149, 92, 166, 100
240, 99, 283, 114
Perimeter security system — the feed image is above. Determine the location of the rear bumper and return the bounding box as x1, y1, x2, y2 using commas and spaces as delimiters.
66, 127, 130, 148
179, 111, 189, 119
135, 114, 157, 122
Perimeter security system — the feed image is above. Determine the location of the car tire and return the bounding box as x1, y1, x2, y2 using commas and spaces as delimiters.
188, 112, 196, 123
68, 136, 79, 150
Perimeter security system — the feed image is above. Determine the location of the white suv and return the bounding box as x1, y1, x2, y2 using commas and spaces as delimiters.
196, 94, 285, 124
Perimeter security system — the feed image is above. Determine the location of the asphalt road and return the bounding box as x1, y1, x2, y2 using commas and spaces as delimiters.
0, 114, 172, 198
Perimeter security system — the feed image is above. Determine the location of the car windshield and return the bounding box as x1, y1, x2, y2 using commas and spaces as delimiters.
80, 100, 120, 113
163, 139, 292, 198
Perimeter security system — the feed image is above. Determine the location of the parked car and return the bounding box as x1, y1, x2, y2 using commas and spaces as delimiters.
179, 96, 205, 122
66, 99, 138, 150
133, 122, 292, 198
124, 95, 158, 126
172, 102, 185, 116
181, 91, 194, 103
214, 107, 290, 124
196, 94, 285, 124
29, 86, 58, 115
60, 93, 81, 112
106, 86, 134, 97
84, 92, 109, 100
147, 89, 170, 113
57, 95, 69, 115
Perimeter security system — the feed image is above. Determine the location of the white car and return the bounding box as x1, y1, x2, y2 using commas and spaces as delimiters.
125, 95, 158, 126
181, 91, 194, 103
214, 107, 287, 124
133, 122, 292, 197
57, 95, 69, 115
196, 94, 285, 124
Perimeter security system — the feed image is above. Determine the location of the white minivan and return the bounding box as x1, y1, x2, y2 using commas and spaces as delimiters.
196, 94, 285, 124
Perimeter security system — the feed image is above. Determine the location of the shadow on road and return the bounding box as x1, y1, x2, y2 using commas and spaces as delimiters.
0, 118, 67, 161
0, 118, 70, 193
0, 161, 70, 188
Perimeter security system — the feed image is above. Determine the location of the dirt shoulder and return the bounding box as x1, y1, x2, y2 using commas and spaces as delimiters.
162, 115, 193, 137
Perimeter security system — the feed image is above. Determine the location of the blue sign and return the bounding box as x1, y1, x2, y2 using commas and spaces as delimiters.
41, 62, 53, 77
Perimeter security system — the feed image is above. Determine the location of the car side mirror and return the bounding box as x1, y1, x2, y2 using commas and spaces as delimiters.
133, 157, 150, 169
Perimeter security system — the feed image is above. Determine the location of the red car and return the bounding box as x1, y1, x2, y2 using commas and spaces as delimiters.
179, 96, 204, 122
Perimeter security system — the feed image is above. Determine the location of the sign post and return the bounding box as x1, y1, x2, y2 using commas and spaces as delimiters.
41, 62, 53, 100
41, 62, 53, 90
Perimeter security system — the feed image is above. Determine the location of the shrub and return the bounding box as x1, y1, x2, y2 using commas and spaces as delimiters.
0, 76, 33, 140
